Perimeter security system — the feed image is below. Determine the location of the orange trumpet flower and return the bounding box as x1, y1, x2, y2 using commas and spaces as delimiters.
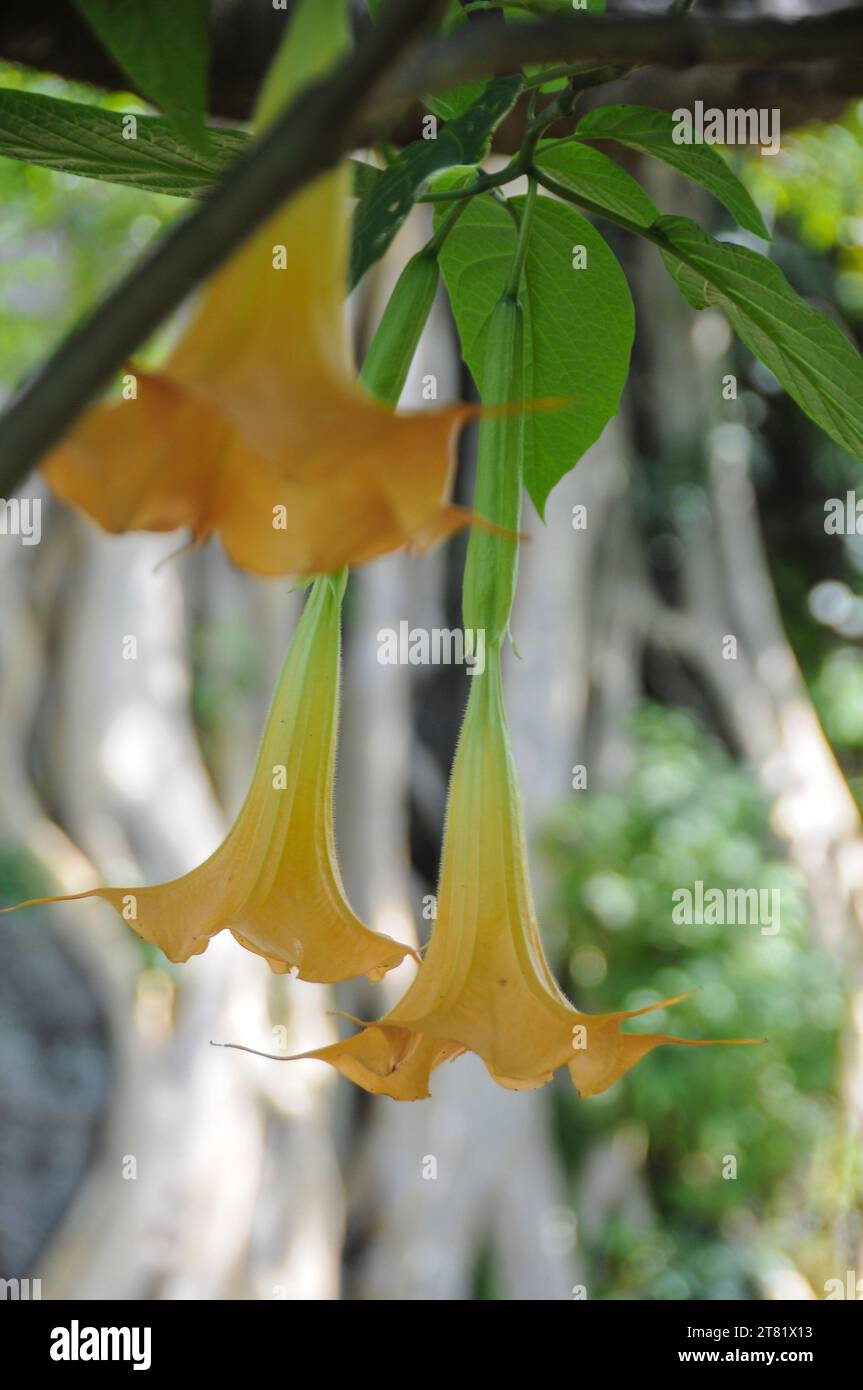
282, 653, 759, 1097
42, 0, 473, 576
4, 573, 416, 983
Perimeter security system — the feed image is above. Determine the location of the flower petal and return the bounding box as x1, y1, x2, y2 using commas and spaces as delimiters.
290, 1025, 465, 1101
3, 578, 415, 983
282, 660, 759, 1098
43, 166, 476, 575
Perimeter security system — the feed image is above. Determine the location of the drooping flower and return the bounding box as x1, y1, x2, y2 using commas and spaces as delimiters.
286, 652, 758, 1097
41, 0, 474, 577
4, 573, 415, 983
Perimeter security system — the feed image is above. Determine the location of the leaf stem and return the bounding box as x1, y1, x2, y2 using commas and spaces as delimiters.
420, 154, 525, 202
425, 196, 472, 256
531, 164, 655, 241
419, 87, 566, 206
504, 175, 537, 299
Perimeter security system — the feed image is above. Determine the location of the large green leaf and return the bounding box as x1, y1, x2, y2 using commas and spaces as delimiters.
350, 75, 521, 288
438, 193, 634, 514
658, 216, 863, 461
74, 0, 210, 149
0, 88, 382, 204
577, 104, 770, 241
535, 137, 658, 228
0, 88, 243, 198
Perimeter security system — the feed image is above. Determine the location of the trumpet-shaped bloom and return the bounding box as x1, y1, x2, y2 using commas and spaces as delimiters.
42, 167, 474, 576
4, 574, 415, 983
43, 0, 472, 577
290, 654, 758, 1098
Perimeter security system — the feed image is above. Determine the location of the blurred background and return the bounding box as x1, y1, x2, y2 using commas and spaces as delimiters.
2, 0, 863, 1300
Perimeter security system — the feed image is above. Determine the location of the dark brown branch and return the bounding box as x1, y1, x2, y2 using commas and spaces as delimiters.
378, 8, 863, 111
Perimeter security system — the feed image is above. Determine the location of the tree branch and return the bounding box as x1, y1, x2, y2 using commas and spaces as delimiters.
377, 7, 863, 108
1, 3, 861, 492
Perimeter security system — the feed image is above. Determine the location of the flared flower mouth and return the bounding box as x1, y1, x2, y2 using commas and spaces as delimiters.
277, 653, 759, 1099
41, 163, 475, 577
3, 573, 416, 985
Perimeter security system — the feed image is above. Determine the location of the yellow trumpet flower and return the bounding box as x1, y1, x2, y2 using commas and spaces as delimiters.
285, 653, 758, 1098
41, 1, 473, 577
4, 573, 415, 983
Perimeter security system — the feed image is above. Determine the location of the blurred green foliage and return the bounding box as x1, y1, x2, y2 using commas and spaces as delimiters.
0, 61, 179, 390
730, 108, 863, 807
744, 102, 863, 318
543, 703, 851, 1300
750, 107, 863, 813
0, 844, 53, 904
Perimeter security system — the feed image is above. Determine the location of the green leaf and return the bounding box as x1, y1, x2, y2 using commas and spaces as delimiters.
350, 75, 521, 288
535, 137, 658, 228
438, 193, 634, 514
0, 88, 382, 204
658, 215, 863, 461
74, 0, 210, 150
0, 88, 244, 197
577, 104, 770, 241
350, 159, 382, 199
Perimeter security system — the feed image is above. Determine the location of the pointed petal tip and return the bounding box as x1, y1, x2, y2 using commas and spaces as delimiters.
0, 888, 99, 914
569, 1025, 765, 1099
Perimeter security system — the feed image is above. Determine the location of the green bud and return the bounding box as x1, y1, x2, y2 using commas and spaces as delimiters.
462, 293, 524, 649
360, 251, 440, 407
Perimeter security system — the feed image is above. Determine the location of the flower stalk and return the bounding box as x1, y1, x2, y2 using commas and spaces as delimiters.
462, 182, 536, 650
